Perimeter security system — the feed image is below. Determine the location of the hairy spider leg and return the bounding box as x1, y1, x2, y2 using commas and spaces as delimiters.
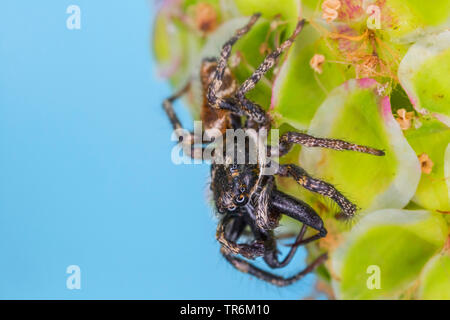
206, 13, 261, 112
235, 19, 305, 102
217, 214, 266, 260
277, 164, 357, 221
208, 17, 306, 126
162, 82, 205, 159
217, 211, 307, 264
277, 131, 385, 157
230, 19, 306, 127
206, 13, 279, 126
251, 175, 276, 231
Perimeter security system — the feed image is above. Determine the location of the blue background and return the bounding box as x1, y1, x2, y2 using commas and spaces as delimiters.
0, 1, 317, 299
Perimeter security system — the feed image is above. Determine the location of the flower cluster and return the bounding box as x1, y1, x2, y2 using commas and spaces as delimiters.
153, 0, 450, 299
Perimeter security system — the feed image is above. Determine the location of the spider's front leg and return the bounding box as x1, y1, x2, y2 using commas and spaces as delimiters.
216, 215, 266, 260
217, 211, 307, 264
208, 15, 306, 126
277, 131, 385, 157
221, 246, 327, 287
277, 164, 357, 219
221, 20, 305, 127
233, 19, 306, 126
207, 13, 261, 116
218, 214, 327, 287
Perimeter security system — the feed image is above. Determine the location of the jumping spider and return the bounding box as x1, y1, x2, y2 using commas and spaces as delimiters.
163, 14, 384, 286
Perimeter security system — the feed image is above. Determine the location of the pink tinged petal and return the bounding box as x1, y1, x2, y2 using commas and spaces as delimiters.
338, 0, 365, 20
431, 113, 450, 127
381, 96, 392, 120
398, 30, 450, 126
158, 57, 182, 78
300, 79, 421, 212
357, 77, 377, 89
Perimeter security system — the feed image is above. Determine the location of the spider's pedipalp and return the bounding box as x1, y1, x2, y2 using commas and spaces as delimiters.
270, 189, 328, 237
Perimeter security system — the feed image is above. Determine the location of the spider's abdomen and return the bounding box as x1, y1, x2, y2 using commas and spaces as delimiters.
200, 59, 237, 134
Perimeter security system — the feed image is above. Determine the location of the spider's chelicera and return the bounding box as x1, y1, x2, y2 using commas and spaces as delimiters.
162, 13, 385, 286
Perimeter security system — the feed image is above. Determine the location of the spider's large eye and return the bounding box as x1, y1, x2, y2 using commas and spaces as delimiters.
228, 205, 237, 212
234, 193, 249, 206
235, 194, 246, 204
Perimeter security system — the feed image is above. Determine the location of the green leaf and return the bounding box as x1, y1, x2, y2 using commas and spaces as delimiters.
331, 209, 448, 300
378, 0, 450, 43
300, 79, 421, 212
418, 252, 450, 299
152, 7, 203, 87
231, 20, 276, 110
301, 0, 321, 19
398, 30, 450, 126
270, 24, 352, 130
446, 144, 450, 208
405, 119, 450, 212
232, 0, 301, 32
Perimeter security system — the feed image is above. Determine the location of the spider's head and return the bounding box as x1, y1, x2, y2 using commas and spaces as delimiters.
211, 163, 259, 214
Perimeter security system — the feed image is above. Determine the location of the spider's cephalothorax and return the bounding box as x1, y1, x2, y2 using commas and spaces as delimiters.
163, 14, 385, 286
